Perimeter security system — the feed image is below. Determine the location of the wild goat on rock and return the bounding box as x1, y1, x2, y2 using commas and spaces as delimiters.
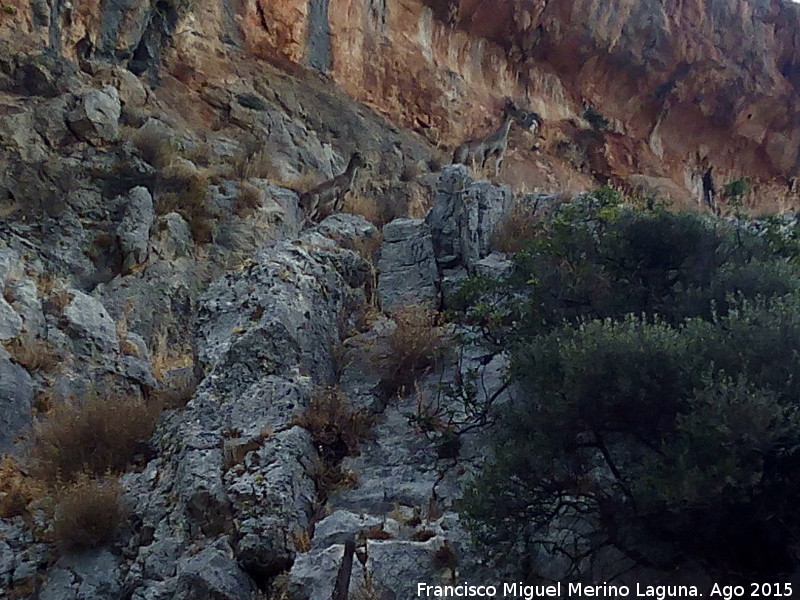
300, 152, 366, 223
453, 99, 542, 177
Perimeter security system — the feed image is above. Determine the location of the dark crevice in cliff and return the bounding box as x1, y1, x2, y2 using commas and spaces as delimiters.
98, 0, 140, 59
306, 0, 332, 73
219, 0, 243, 47
127, 1, 179, 81
47, 0, 67, 50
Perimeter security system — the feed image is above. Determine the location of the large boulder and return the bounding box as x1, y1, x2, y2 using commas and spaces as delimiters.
288, 544, 355, 600
312, 213, 379, 248
172, 429, 231, 538
196, 240, 368, 392
62, 289, 119, 355
174, 538, 255, 600
67, 86, 121, 143
377, 218, 440, 312
117, 186, 154, 273
426, 165, 513, 270
152, 213, 193, 261
225, 427, 317, 578
0, 349, 34, 453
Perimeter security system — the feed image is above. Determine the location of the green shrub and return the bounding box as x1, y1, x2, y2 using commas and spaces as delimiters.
456, 194, 800, 579
463, 304, 800, 578
453, 190, 800, 339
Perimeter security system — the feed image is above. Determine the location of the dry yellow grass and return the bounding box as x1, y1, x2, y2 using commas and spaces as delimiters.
42, 289, 73, 315
233, 181, 263, 216
0, 456, 46, 519
294, 386, 373, 463
149, 374, 197, 410
341, 192, 381, 225
374, 305, 445, 395
230, 147, 281, 181
29, 392, 161, 483
292, 528, 312, 553
155, 169, 213, 244
2, 337, 61, 373
491, 197, 542, 253
185, 140, 215, 167
51, 473, 126, 550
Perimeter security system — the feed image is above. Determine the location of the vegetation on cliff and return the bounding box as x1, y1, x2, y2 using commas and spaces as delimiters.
456, 190, 800, 579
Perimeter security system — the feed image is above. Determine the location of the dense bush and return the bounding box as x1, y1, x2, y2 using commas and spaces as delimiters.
51, 473, 126, 550
29, 392, 161, 483
373, 305, 445, 396
456, 191, 800, 579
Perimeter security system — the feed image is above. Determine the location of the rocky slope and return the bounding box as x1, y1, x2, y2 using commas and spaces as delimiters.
4, 0, 800, 204
1, 0, 800, 598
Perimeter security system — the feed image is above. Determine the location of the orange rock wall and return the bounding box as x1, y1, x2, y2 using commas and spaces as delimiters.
231, 0, 800, 194
3, 0, 800, 201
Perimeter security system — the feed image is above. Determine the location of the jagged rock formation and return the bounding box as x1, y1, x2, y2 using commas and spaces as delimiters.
2, 0, 800, 597
3, 0, 800, 205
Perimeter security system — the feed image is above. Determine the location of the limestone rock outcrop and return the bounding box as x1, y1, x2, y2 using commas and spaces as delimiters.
67, 87, 121, 144
426, 165, 513, 270
377, 218, 440, 312
2, 0, 800, 597
2, 0, 798, 204
117, 186, 154, 273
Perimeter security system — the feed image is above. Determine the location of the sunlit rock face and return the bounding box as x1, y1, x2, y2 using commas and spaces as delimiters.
3, 0, 800, 203
243, 0, 800, 201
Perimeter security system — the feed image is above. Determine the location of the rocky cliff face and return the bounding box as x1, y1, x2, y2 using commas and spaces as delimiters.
4, 0, 800, 205
1, 0, 799, 598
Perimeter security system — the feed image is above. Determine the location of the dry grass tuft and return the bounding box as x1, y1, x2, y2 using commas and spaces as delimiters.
312, 455, 359, 497
185, 140, 215, 167
226, 135, 282, 181
342, 192, 382, 225
51, 473, 126, 550
292, 528, 312, 553
3, 337, 61, 373
491, 197, 542, 253
149, 373, 197, 410
29, 392, 161, 483
33, 272, 57, 297
294, 386, 373, 464
42, 289, 74, 315
156, 170, 213, 244
230, 148, 281, 181
410, 529, 437, 542
296, 386, 371, 499
233, 181, 263, 216
0, 456, 46, 518
351, 569, 384, 600
132, 127, 178, 170
362, 524, 393, 540
374, 305, 445, 395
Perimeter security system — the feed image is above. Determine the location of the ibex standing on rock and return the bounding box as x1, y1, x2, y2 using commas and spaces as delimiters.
453, 99, 541, 177
300, 152, 366, 223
